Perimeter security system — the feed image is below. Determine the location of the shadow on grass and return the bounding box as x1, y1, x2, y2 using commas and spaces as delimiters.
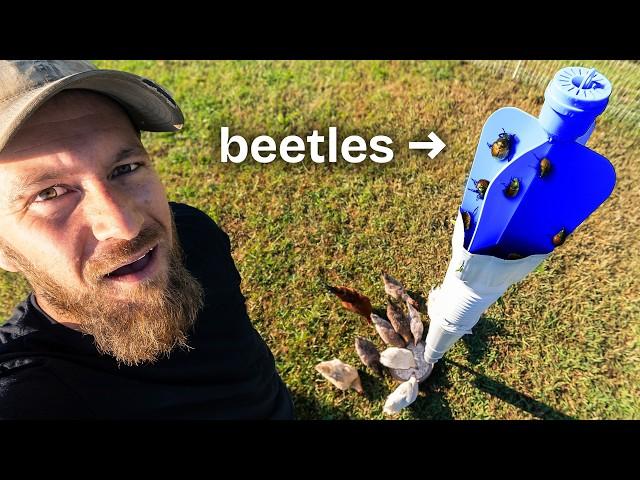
291, 359, 571, 420
462, 316, 508, 365
444, 359, 575, 420
290, 390, 354, 420
360, 370, 394, 403
405, 289, 427, 310
408, 360, 455, 419
290, 370, 391, 420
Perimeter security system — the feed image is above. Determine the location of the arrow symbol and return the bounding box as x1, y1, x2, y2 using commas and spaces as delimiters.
409, 132, 446, 159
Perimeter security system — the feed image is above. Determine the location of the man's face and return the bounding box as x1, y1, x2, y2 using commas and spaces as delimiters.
0, 90, 203, 365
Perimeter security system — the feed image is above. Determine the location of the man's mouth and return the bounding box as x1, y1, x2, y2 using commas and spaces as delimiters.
105, 244, 158, 281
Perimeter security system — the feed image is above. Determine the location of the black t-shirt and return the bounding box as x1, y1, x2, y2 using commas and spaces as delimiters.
0, 202, 294, 419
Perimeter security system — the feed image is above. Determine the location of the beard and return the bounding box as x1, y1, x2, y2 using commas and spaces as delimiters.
0, 214, 204, 367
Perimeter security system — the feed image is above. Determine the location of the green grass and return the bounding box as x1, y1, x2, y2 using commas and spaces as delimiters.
1, 61, 638, 419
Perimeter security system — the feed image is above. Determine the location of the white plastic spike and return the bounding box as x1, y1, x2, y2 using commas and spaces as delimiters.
424, 210, 550, 364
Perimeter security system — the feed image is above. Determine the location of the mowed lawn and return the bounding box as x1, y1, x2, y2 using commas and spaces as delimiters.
1, 61, 638, 419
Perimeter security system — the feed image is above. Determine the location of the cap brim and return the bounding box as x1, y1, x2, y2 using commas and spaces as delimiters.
0, 69, 185, 152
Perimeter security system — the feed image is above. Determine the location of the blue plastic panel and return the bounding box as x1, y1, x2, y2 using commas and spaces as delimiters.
460, 107, 548, 249
472, 140, 616, 257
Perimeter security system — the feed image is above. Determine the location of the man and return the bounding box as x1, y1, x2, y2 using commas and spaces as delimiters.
0, 60, 294, 419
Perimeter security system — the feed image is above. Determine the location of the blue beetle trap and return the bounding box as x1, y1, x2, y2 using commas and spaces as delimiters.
461, 66, 615, 257
422, 66, 616, 369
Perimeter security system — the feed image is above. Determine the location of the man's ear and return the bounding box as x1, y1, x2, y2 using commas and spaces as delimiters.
0, 248, 19, 272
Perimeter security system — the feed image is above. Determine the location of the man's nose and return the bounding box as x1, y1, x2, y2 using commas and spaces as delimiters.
84, 183, 144, 242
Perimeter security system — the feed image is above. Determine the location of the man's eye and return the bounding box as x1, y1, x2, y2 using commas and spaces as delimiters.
30, 163, 142, 205
111, 163, 141, 178
34, 185, 70, 202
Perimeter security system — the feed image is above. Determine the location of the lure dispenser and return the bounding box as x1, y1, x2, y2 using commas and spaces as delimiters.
423, 67, 616, 365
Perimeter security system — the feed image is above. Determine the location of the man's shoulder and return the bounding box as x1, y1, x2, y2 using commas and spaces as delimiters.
169, 201, 211, 222
0, 298, 35, 346
170, 202, 223, 233
169, 202, 240, 287
1, 298, 70, 379
0, 302, 96, 419
0, 358, 90, 419
1, 299, 50, 382
170, 202, 232, 251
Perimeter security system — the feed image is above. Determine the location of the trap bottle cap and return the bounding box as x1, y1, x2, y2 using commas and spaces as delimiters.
539, 66, 612, 140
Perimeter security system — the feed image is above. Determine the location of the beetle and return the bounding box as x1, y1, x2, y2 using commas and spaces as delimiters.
468, 178, 490, 200
503, 177, 521, 198
461, 207, 478, 231
538, 157, 552, 178
552, 227, 567, 246
487, 128, 513, 160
